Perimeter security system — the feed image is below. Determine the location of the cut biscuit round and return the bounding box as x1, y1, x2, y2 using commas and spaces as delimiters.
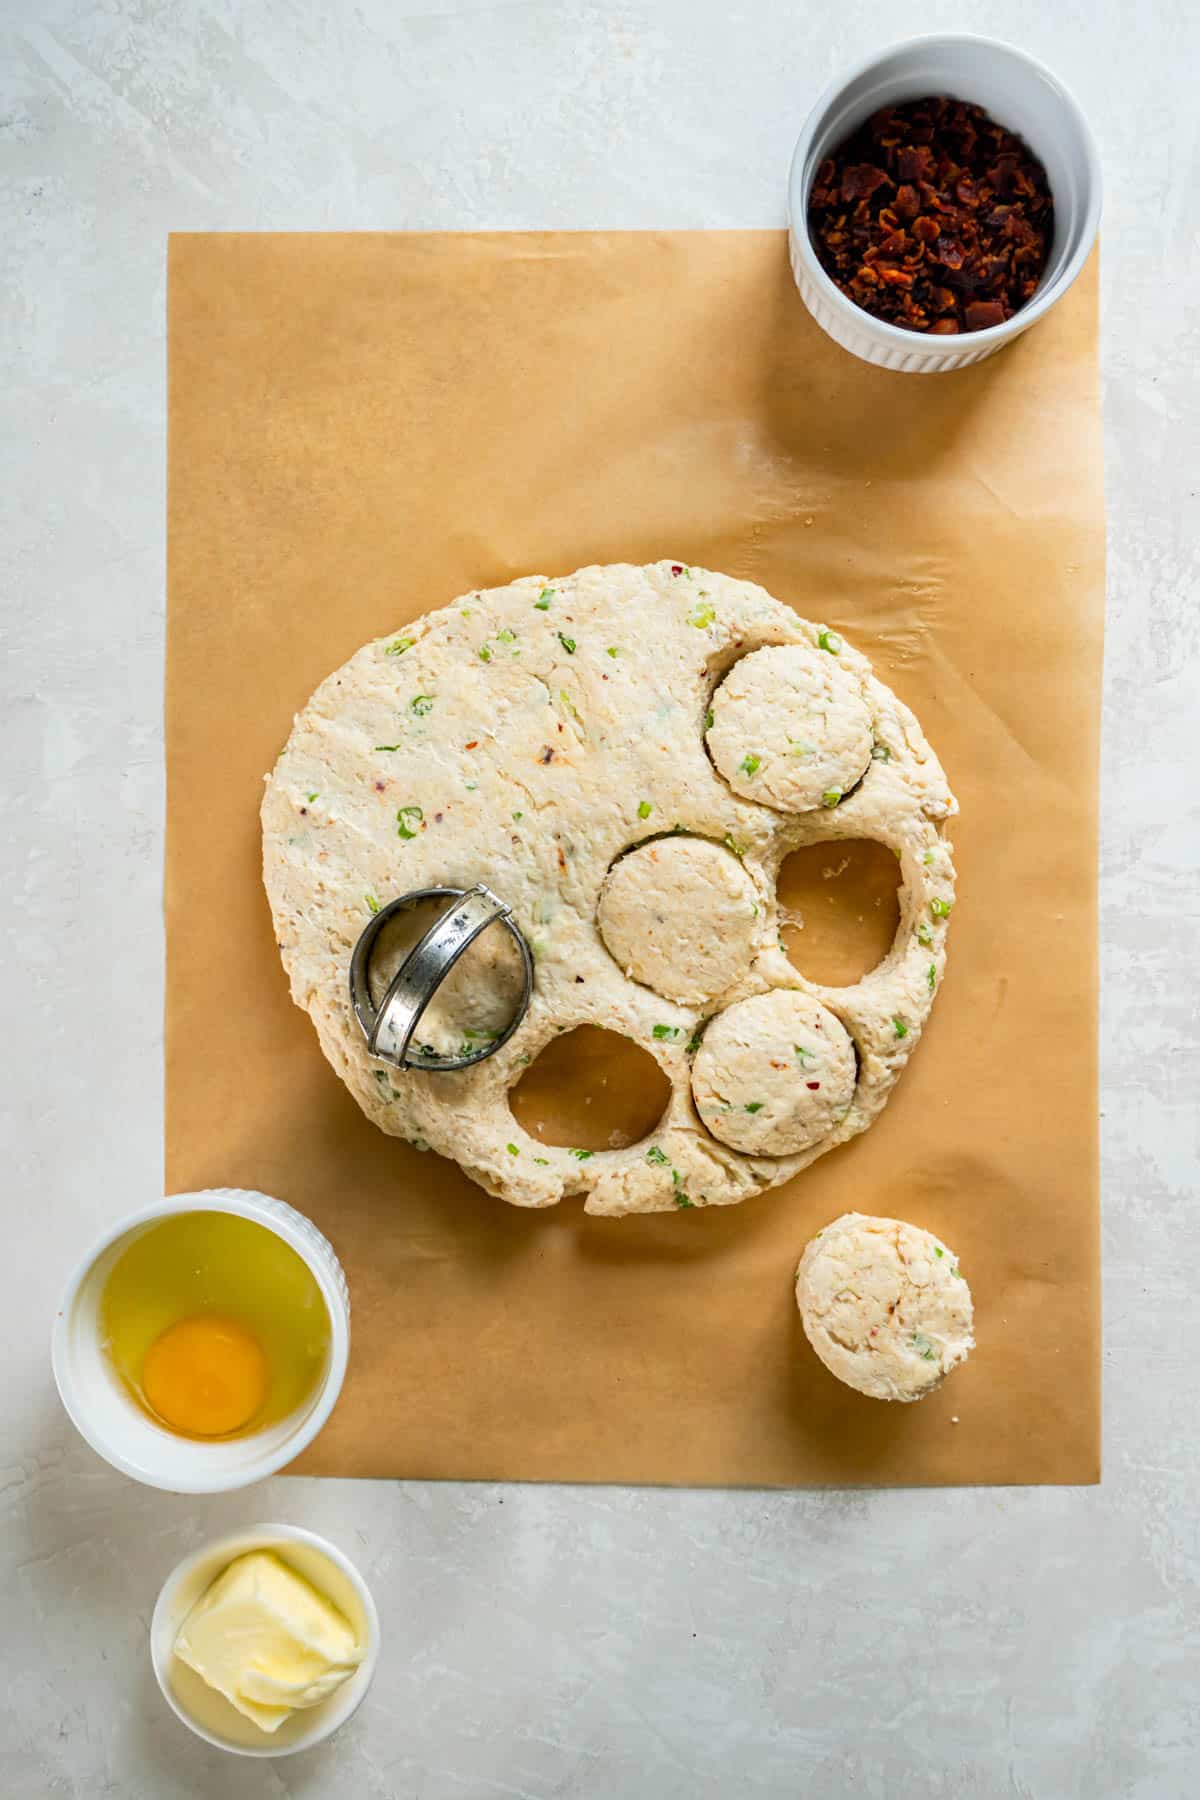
597, 837, 759, 1005
691, 989, 856, 1155
706, 643, 873, 813
795, 1212, 975, 1401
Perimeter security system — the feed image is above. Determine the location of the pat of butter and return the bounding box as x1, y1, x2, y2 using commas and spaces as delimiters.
173, 1550, 364, 1733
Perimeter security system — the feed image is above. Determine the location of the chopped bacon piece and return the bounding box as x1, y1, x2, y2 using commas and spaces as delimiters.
840, 162, 889, 202
897, 144, 934, 183
893, 183, 921, 221
964, 299, 1007, 331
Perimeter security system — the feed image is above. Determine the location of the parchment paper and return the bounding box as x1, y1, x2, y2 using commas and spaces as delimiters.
166, 233, 1102, 1485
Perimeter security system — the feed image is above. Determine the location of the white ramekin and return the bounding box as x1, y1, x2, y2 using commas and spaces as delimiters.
51, 1189, 350, 1493
150, 1523, 380, 1757
787, 34, 1102, 373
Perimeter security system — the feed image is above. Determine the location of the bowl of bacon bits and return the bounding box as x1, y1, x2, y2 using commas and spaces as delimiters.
788, 35, 1101, 373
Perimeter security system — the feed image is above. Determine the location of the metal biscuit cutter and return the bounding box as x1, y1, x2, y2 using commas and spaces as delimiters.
349, 883, 534, 1072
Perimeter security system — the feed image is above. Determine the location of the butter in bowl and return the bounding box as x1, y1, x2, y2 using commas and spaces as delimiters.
150, 1525, 380, 1757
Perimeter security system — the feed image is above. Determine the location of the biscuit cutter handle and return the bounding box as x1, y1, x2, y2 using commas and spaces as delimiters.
349, 883, 533, 1072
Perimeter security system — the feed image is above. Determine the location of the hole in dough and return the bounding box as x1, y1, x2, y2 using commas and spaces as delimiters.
509, 1026, 672, 1152
366, 894, 526, 1060
777, 838, 901, 987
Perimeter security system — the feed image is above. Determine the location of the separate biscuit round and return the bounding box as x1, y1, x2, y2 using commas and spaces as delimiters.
795, 1212, 975, 1402
691, 989, 856, 1155
706, 644, 873, 812
597, 837, 759, 1005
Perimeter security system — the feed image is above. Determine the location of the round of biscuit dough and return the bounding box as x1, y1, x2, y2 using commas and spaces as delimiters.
597, 836, 760, 1005
691, 989, 856, 1155
706, 643, 873, 812
795, 1212, 975, 1402
262, 562, 959, 1216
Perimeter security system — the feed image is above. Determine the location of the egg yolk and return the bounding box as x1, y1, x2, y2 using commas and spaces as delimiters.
141, 1315, 269, 1438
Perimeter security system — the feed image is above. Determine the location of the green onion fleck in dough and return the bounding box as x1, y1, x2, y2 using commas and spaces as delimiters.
375, 743, 401, 752
652, 1024, 681, 1041
535, 587, 555, 609
871, 743, 891, 762
646, 1146, 670, 1166
497, 628, 516, 644
570, 1147, 594, 1160
688, 602, 716, 628
385, 636, 415, 656
411, 695, 434, 715
606, 646, 620, 658
396, 805, 423, 840
893, 1017, 908, 1039
722, 833, 746, 859
534, 1156, 549, 1166
704, 708, 715, 731
910, 1332, 937, 1362
917, 922, 933, 946
365, 893, 381, 914
744, 1101, 765, 1114
930, 897, 953, 918
923, 849, 936, 865
478, 644, 492, 662
740, 753, 761, 777
674, 1192, 694, 1209
935, 1245, 944, 1258
506, 1143, 519, 1156
928, 963, 937, 991
821, 788, 843, 808
512, 809, 523, 821
637, 800, 652, 819
557, 631, 576, 654
817, 628, 842, 654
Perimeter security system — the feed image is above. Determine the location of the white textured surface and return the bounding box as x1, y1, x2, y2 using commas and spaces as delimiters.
1, 1, 1196, 1794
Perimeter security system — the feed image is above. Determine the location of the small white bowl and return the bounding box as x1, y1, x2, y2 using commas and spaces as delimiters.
51, 1188, 350, 1493
787, 34, 1102, 373
150, 1524, 380, 1757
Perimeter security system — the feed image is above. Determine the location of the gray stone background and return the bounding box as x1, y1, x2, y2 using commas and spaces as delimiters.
2, 1, 1196, 1794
